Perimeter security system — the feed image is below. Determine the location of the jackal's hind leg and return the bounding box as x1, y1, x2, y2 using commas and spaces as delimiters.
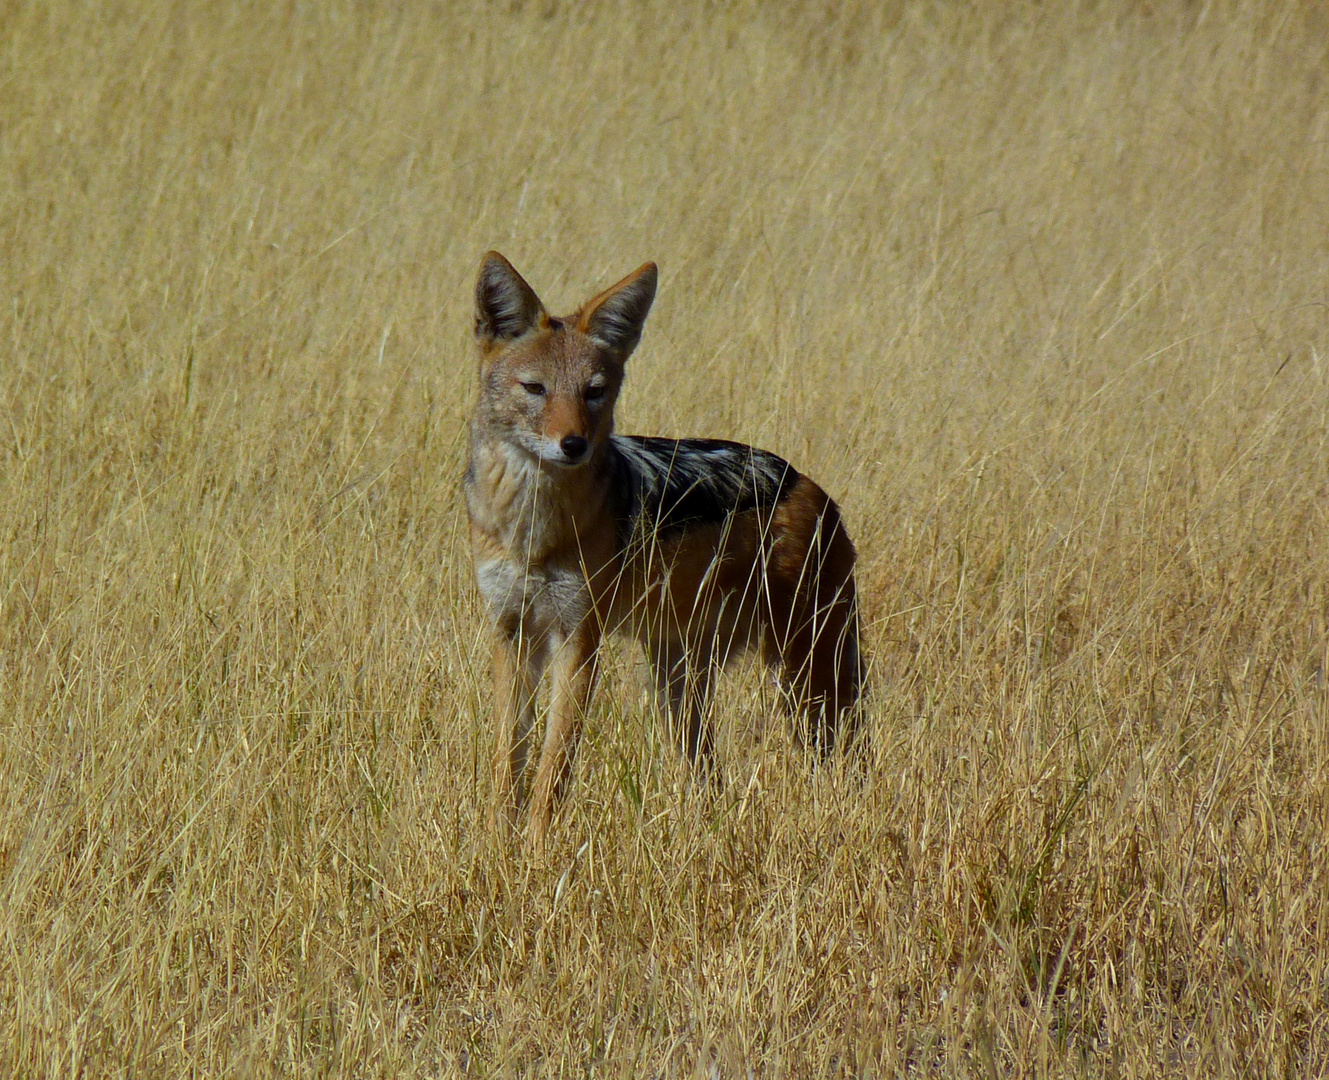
650, 641, 716, 771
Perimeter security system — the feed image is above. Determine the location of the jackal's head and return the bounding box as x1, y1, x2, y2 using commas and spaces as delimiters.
473, 252, 657, 469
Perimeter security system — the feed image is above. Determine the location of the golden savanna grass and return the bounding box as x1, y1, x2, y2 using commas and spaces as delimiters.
2, 1, 1328, 1075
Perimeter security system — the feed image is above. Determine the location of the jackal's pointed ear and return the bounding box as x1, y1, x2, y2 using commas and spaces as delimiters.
475, 251, 547, 345
577, 262, 658, 357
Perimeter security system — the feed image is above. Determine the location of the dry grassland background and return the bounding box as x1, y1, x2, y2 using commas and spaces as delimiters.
2, 1, 1328, 1075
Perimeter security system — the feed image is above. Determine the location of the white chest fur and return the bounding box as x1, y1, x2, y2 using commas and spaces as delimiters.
475, 556, 590, 638
468, 436, 601, 637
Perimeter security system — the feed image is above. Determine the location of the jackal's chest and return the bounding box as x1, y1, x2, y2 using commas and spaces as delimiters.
465, 443, 593, 560
474, 556, 591, 636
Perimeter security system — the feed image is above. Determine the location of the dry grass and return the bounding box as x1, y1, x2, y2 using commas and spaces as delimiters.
2, 1, 1328, 1075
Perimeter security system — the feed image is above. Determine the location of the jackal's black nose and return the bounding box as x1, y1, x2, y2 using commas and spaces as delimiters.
560, 434, 589, 460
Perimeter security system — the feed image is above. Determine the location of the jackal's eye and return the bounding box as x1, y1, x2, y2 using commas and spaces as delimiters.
585, 384, 605, 402
519, 382, 546, 397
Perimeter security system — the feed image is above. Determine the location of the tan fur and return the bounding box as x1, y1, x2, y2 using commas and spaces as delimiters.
466, 253, 861, 843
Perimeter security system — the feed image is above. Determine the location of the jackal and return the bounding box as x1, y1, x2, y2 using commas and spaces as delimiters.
465, 252, 861, 841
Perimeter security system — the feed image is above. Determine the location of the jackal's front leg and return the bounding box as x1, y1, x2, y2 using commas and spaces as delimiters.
528, 622, 600, 843
490, 631, 546, 830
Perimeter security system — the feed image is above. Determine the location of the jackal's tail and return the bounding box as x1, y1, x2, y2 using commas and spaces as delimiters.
770, 481, 864, 755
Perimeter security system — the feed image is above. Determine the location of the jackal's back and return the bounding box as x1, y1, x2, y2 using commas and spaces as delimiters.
607, 435, 800, 549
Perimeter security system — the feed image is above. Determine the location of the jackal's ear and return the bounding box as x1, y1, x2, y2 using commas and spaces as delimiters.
475, 251, 547, 345
577, 262, 658, 357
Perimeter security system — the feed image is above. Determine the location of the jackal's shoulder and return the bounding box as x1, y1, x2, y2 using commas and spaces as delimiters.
608, 434, 800, 542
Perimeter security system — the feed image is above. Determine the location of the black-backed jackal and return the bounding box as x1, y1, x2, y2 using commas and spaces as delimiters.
465, 253, 861, 841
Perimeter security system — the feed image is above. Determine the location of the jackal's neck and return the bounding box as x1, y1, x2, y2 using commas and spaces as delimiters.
465, 430, 609, 560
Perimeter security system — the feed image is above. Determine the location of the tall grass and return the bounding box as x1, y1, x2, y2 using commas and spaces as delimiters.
1, 1, 1327, 1074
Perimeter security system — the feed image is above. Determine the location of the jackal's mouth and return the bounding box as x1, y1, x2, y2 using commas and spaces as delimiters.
519, 433, 592, 470
546, 449, 591, 470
